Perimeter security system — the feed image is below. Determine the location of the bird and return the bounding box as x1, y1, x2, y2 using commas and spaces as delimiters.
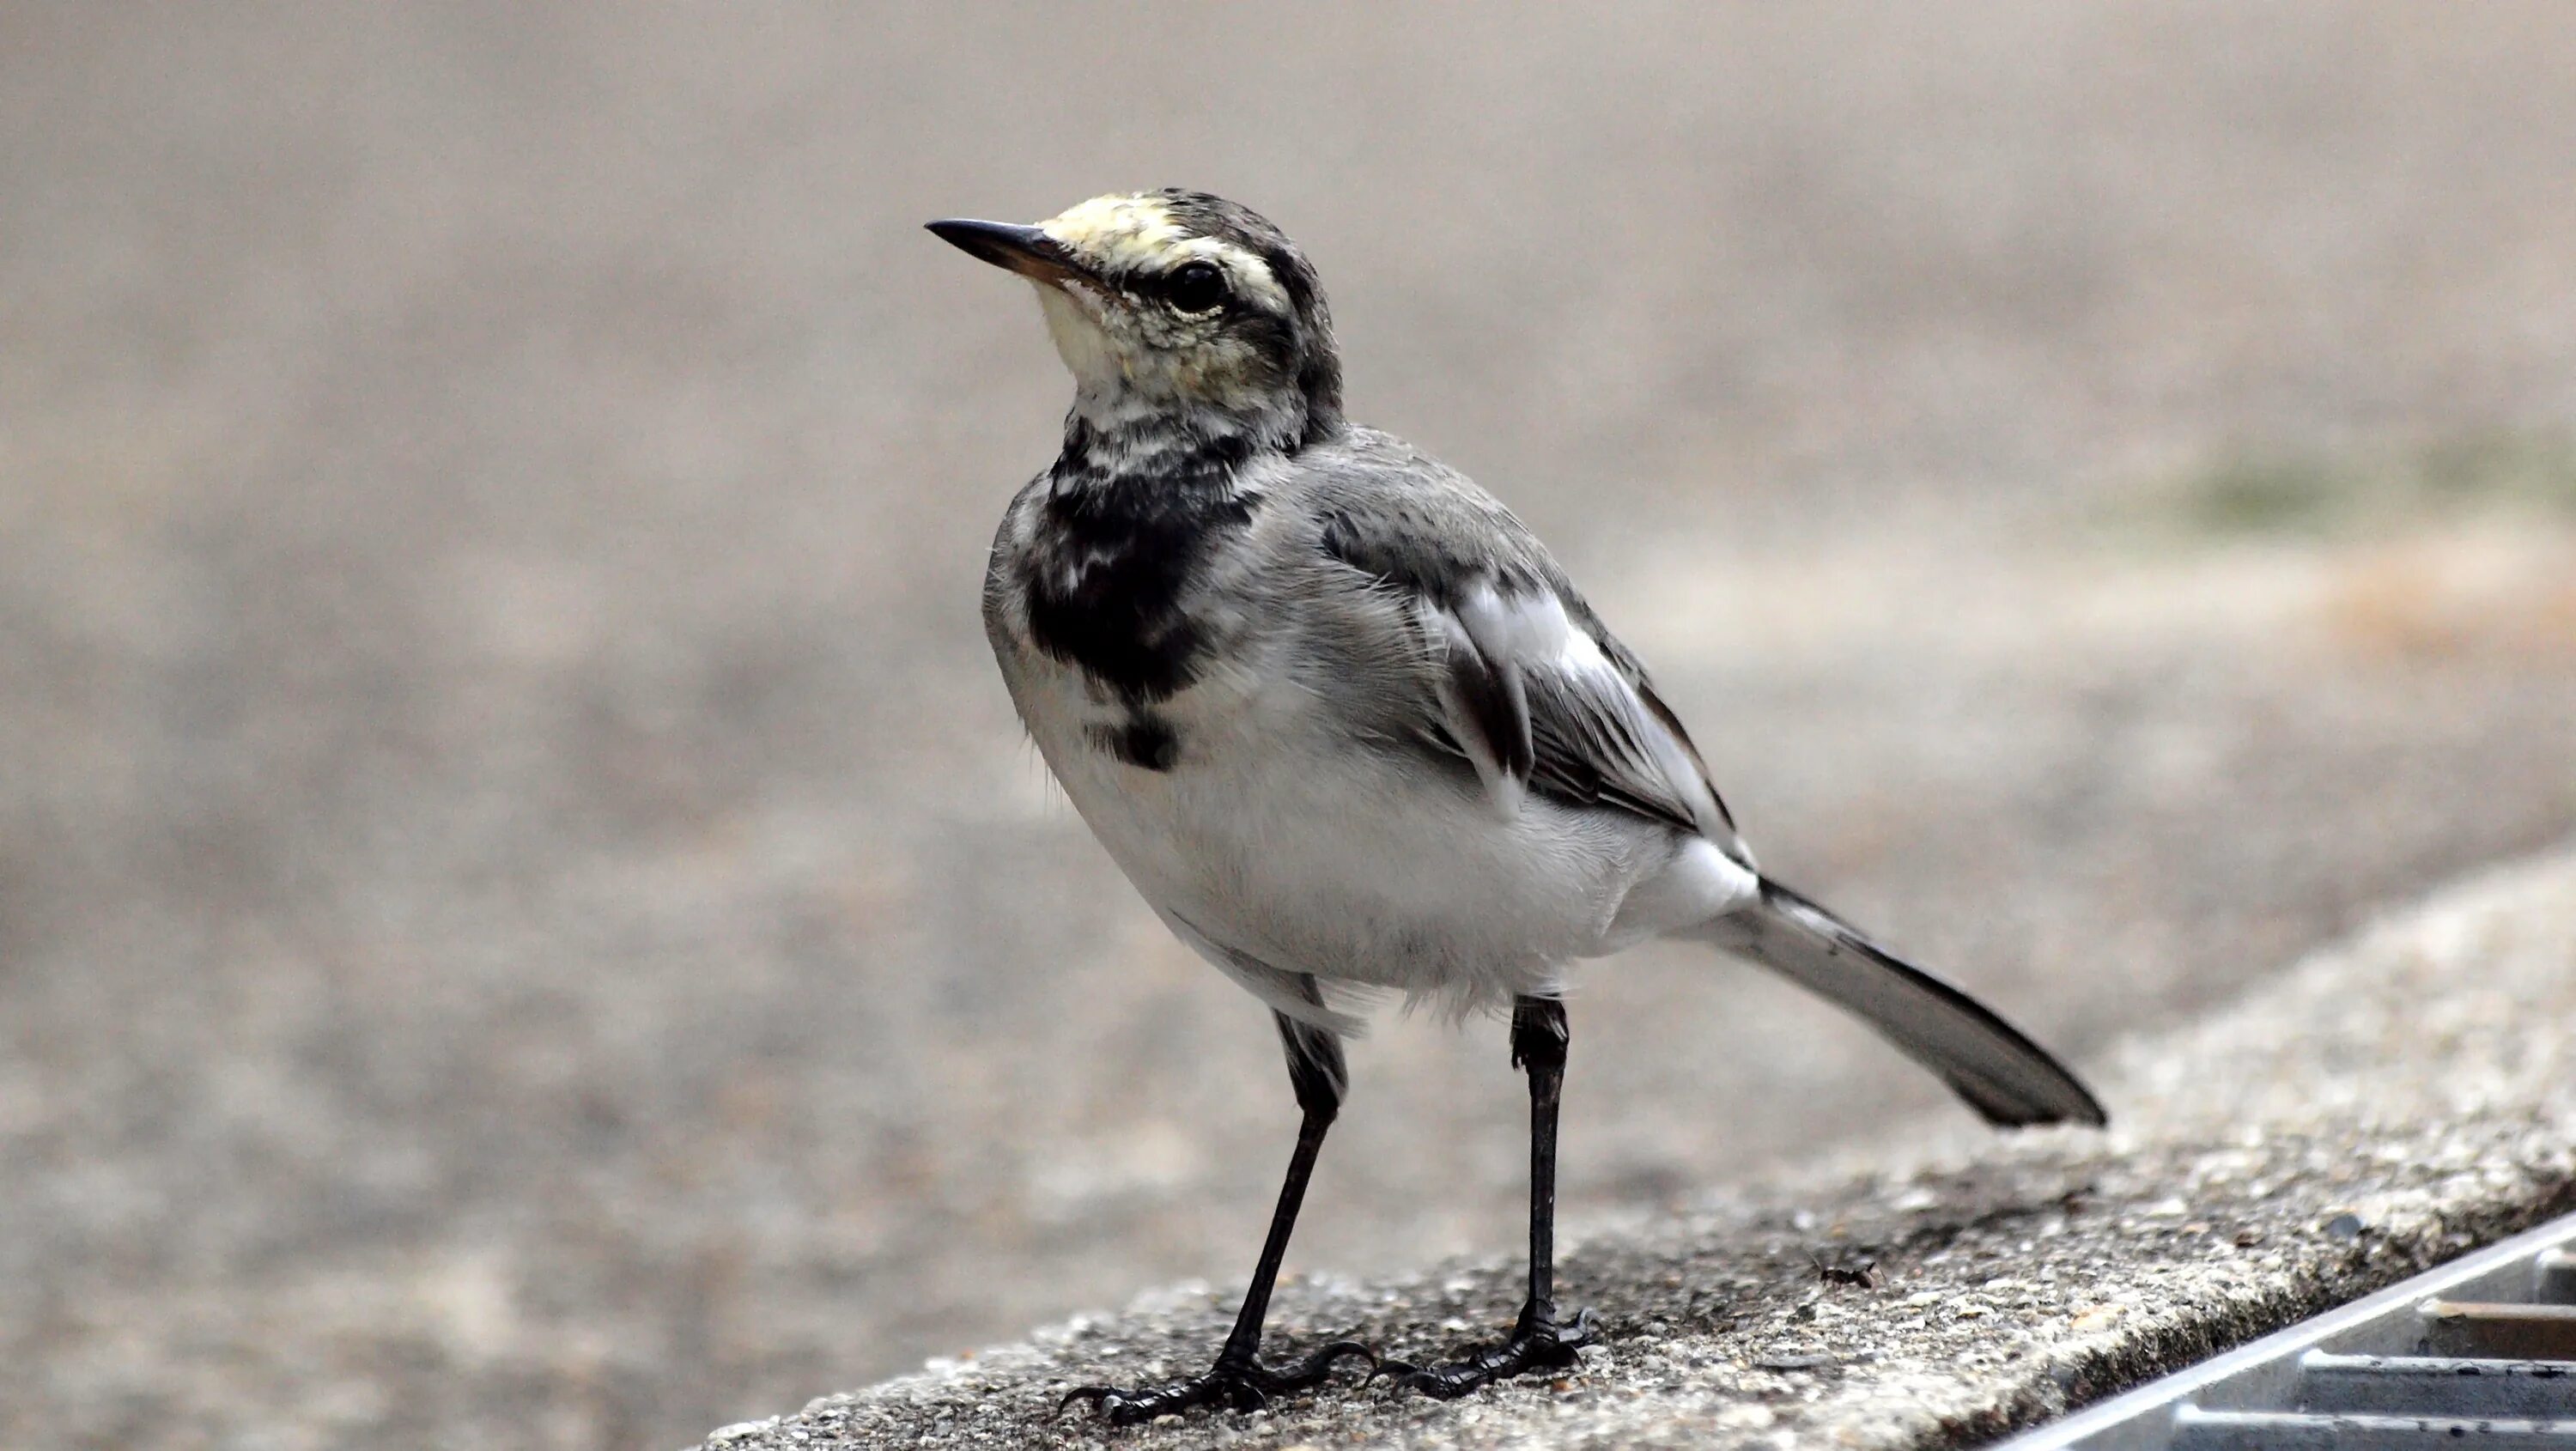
928, 190, 2105, 1424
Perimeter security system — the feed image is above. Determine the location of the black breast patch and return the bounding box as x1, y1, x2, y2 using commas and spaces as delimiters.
1023, 432, 1257, 703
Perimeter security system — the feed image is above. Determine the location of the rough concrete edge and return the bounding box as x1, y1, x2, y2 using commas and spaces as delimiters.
692, 844, 2576, 1449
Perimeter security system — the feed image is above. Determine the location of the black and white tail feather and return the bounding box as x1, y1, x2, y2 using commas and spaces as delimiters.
1698, 880, 2105, 1127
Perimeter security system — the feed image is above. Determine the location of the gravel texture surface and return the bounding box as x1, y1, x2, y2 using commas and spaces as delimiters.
697, 846, 2576, 1449
9, 7, 2576, 1449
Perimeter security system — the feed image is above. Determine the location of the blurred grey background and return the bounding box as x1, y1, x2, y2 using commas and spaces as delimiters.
6, 4, 2575, 1448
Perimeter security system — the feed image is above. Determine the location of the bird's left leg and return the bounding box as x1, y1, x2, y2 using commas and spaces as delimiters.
1061, 1003, 1379, 1424
1389, 993, 1595, 1398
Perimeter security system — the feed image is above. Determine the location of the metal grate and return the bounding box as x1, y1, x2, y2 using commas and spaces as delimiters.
1999, 1213, 2576, 1449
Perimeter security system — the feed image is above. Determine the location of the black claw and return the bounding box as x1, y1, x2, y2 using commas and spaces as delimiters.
1388, 1305, 1597, 1400
1058, 1385, 1111, 1416
1058, 1340, 1382, 1425
1296, 1339, 1382, 1380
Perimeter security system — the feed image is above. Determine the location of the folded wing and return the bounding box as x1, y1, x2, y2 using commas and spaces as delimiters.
1424, 578, 1747, 859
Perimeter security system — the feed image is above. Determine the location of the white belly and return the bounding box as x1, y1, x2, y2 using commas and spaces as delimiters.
1003, 643, 1742, 1016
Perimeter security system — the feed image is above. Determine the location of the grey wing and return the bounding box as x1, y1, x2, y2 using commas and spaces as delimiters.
1310, 465, 1747, 863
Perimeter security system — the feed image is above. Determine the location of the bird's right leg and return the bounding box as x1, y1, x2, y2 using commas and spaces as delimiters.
1060, 998, 1378, 1425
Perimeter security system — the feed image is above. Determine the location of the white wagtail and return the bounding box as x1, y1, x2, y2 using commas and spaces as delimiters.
929, 190, 2105, 1424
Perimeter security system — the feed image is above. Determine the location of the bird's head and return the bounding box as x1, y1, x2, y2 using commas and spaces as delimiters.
929, 190, 1342, 445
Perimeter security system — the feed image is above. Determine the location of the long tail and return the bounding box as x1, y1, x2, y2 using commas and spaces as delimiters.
1695, 878, 2106, 1128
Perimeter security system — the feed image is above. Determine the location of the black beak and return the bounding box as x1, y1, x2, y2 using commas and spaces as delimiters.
925, 218, 1087, 284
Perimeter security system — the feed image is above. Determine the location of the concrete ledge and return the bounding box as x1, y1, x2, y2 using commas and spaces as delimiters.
696, 848, 2576, 1449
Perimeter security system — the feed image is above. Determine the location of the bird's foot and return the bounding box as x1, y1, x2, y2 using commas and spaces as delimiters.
1382, 1302, 1596, 1399
1059, 1339, 1379, 1425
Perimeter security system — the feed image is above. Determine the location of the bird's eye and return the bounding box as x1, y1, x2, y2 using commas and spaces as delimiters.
1164, 261, 1228, 313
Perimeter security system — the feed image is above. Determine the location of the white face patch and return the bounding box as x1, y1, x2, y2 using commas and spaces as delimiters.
1020, 194, 1305, 416
1042, 194, 1188, 272
1039, 193, 1292, 315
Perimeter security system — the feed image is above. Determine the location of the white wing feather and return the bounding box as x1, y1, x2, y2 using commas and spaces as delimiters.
1431, 580, 1742, 856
